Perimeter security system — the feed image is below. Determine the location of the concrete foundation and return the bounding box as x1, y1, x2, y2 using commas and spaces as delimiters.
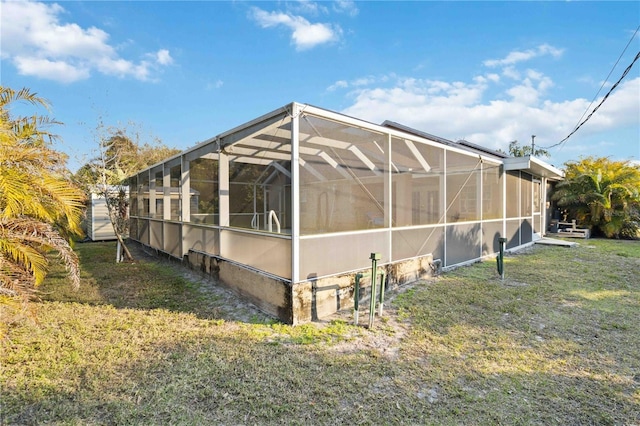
187, 250, 293, 323
186, 249, 437, 325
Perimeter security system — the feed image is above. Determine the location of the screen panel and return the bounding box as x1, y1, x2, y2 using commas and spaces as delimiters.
521, 218, 533, 244
299, 114, 388, 235
225, 114, 292, 234
391, 137, 445, 227
163, 222, 182, 257
506, 219, 521, 249
220, 230, 291, 279
482, 220, 504, 256
184, 224, 220, 255
149, 220, 163, 250
138, 218, 150, 246
299, 231, 390, 280
152, 168, 163, 219
446, 151, 482, 223
170, 165, 181, 221
190, 156, 219, 225
392, 226, 445, 262
506, 171, 520, 218
483, 163, 504, 220
521, 173, 532, 217
445, 223, 481, 266
139, 171, 150, 217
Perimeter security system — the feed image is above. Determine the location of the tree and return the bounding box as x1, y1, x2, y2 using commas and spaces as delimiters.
0, 86, 85, 327
552, 157, 640, 239
505, 140, 550, 158
75, 122, 179, 261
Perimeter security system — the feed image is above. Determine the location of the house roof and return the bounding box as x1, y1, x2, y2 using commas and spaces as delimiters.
455, 139, 508, 159
381, 120, 457, 148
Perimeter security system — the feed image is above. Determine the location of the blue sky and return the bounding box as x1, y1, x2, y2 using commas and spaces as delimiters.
1, 0, 639, 172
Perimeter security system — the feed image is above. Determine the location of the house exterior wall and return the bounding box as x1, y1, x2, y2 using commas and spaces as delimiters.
128, 102, 562, 324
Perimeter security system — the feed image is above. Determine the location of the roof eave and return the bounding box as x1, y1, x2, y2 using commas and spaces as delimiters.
503, 156, 564, 180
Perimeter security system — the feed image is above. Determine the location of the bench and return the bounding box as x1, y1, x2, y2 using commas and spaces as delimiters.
556, 220, 590, 239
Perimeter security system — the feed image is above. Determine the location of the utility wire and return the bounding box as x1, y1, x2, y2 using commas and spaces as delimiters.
542, 25, 640, 149
568, 25, 640, 138
544, 49, 640, 150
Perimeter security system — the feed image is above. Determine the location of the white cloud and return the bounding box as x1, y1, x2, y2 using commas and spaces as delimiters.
327, 80, 348, 91
484, 44, 564, 68
502, 66, 521, 80
474, 74, 500, 84
0, 0, 173, 83
579, 77, 640, 129
206, 80, 224, 91
155, 49, 174, 66
503, 70, 554, 105
340, 71, 639, 160
333, 0, 359, 16
13, 56, 90, 84
288, 1, 328, 16
352, 76, 376, 87
506, 84, 541, 105
250, 7, 340, 50
326, 74, 397, 92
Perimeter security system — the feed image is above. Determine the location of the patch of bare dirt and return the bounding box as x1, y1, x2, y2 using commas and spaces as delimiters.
128, 242, 272, 324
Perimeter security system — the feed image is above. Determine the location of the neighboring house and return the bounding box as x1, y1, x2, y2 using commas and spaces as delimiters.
128, 103, 564, 324
84, 187, 129, 241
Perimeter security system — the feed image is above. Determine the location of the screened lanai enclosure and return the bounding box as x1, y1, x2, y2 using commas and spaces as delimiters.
129, 103, 563, 324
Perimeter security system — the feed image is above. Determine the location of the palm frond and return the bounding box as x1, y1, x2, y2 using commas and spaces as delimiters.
0, 218, 80, 289
1, 85, 83, 322
0, 86, 50, 111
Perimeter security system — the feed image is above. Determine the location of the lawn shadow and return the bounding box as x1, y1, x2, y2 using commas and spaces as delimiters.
41, 240, 274, 324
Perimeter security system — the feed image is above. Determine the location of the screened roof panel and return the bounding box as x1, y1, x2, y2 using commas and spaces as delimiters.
391, 137, 446, 175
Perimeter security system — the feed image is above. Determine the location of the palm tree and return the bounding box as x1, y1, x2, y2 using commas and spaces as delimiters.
0, 86, 85, 322
553, 157, 640, 238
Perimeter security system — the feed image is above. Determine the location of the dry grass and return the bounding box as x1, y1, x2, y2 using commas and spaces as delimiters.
2, 239, 639, 425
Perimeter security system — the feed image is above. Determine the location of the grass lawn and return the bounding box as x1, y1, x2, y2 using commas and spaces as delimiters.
2, 239, 639, 425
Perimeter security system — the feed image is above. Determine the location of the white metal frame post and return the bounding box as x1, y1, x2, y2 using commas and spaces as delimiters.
291, 103, 301, 284
442, 149, 447, 267
386, 132, 392, 262
478, 160, 484, 259
502, 164, 507, 247
541, 177, 548, 237
219, 139, 229, 228
163, 164, 171, 220
181, 156, 190, 222
149, 169, 157, 219
180, 156, 190, 257
532, 177, 542, 240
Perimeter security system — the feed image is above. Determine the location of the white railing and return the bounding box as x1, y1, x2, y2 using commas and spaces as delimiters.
268, 210, 281, 233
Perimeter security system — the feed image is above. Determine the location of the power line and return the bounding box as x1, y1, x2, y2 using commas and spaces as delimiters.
570, 25, 640, 135
543, 24, 640, 150
544, 49, 640, 150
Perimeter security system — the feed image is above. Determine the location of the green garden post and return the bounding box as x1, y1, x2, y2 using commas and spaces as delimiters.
354, 273, 363, 326
497, 237, 507, 280
378, 271, 387, 316
368, 252, 381, 329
